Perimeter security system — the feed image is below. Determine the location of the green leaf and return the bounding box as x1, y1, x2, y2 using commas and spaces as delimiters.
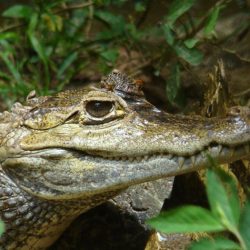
147, 205, 224, 233
204, 6, 220, 36
135, 2, 146, 12
2, 5, 33, 19
167, 0, 197, 26
100, 49, 119, 64
0, 221, 4, 236
27, 13, 50, 87
174, 44, 203, 65
0, 32, 19, 42
42, 13, 63, 32
95, 10, 125, 30
28, 34, 48, 66
0, 52, 22, 83
166, 63, 180, 104
184, 38, 199, 49
28, 12, 38, 32
239, 197, 250, 250
163, 23, 175, 46
57, 52, 78, 79
206, 159, 241, 233
189, 237, 241, 250
95, 11, 125, 39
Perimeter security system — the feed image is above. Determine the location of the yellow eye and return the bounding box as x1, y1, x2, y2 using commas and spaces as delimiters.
85, 101, 114, 118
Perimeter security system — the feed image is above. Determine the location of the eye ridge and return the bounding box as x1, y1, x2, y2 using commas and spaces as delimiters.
85, 100, 114, 118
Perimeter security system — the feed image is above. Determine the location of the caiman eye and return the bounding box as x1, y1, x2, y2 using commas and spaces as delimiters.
85, 101, 114, 118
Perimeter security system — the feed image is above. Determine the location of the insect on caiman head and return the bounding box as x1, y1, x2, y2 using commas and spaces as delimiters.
1, 70, 250, 200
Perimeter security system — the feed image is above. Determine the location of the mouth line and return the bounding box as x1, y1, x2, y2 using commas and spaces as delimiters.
96, 143, 249, 167
31, 142, 250, 169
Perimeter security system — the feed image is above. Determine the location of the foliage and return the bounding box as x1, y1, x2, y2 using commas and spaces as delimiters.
0, 0, 228, 107
147, 156, 250, 250
0, 221, 4, 237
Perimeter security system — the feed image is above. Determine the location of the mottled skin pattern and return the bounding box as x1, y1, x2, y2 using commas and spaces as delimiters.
0, 71, 249, 249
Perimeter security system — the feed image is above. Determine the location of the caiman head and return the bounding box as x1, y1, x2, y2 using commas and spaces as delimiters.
1, 70, 250, 201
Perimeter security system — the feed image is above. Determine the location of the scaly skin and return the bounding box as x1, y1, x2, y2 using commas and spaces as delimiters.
0, 71, 249, 249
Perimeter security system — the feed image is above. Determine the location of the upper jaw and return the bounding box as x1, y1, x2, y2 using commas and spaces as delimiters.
19, 109, 250, 156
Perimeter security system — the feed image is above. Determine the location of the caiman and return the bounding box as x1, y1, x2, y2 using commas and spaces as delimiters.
0, 70, 249, 249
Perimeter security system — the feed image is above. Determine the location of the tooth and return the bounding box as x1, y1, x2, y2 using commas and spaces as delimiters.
218, 145, 223, 153
191, 156, 196, 166
167, 154, 173, 160
229, 148, 234, 158
184, 158, 191, 167
178, 157, 185, 168
207, 146, 215, 156
172, 156, 178, 163
136, 156, 142, 161
196, 152, 204, 163
221, 147, 229, 155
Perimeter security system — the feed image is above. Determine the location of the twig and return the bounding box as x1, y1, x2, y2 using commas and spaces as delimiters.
84, 3, 94, 38
233, 88, 250, 97
0, 23, 24, 33
55, 1, 93, 14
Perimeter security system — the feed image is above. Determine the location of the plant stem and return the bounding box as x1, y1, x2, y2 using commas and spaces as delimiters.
55, 1, 93, 14
231, 228, 247, 250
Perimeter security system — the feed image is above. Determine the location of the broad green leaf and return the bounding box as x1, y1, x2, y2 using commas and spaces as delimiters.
57, 52, 78, 79
166, 63, 180, 104
204, 6, 220, 36
163, 23, 175, 46
0, 221, 4, 236
239, 197, 250, 250
147, 205, 224, 233
206, 159, 241, 233
174, 44, 203, 65
167, 0, 197, 26
184, 38, 199, 49
100, 49, 119, 64
2, 5, 33, 19
189, 237, 241, 250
